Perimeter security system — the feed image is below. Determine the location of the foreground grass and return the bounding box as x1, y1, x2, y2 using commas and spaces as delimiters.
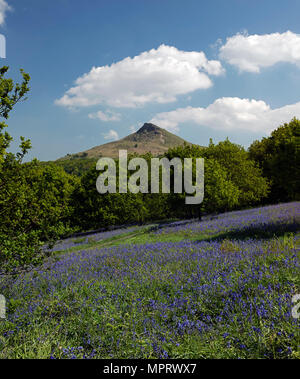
0, 203, 299, 359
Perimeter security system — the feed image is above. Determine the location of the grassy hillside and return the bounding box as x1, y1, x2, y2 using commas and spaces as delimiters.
1, 202, 299, 359
59, 123, 196, 160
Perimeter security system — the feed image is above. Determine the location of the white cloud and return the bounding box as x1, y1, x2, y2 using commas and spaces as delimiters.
219, 31, 300, 72
129, 125, 137, 133
103, 129, 119, 141
0, 0, 11, 25
55, 44, 224, 109
88, 109, 121, 122
150, 97, 300, 134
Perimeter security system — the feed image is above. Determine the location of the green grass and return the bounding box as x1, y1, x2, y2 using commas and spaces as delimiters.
54, 225, 300, 255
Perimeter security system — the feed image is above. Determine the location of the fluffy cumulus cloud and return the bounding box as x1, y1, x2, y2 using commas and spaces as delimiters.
0, 0, 11, 25
55, 44, 224, 109
103, 129, 119, 141
219, 31, 300, 72
150, 97, 300, 134
88, 109, 121, 122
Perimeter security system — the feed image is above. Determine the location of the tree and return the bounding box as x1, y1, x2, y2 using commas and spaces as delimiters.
249, 118, 300, 202
70, 166, 149, 231
0, 67, 75, 273
0, 66, 31, 164
164, 145, 240, 217
203, 139, 269, 207
201, 159, 240, 214
0, 161, 76, 272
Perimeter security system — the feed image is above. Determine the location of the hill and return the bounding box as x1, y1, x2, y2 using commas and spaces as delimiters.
59, 123, 194, 160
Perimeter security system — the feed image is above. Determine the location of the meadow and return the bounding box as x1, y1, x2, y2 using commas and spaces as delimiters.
0, 202, 299, 359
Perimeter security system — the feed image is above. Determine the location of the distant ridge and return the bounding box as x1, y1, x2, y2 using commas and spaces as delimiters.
59, 123, 195, 160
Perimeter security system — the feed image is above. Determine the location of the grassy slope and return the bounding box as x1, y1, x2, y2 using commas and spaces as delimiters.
58, 123, 195, 160
52, 219, 300, 255
1, 203, 299, 359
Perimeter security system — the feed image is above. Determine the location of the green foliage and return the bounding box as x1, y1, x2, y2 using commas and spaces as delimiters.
165, 142, 260, 216
50, 156, 98, 177
165, 142, 205, 159
203, 139, 269, 206
70, 168, 149, 230
0, 159, 76, 272
0, 231, 43, 273
68, 140, 268, 231
249, 117, 300, 202
201, 159, 240, 213
0, 66, 31, 165
0, 67, 76, 273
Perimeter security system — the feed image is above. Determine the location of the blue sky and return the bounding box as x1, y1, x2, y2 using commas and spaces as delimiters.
3, 0, 300, 161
